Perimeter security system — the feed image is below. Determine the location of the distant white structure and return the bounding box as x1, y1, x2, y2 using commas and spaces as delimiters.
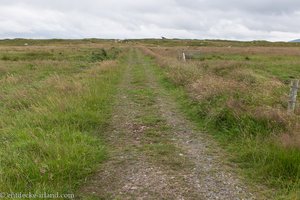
24, 43, 28, 46
182, 52, 186, 62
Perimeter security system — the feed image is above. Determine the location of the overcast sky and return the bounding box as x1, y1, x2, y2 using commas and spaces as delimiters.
0, 0, 299, 41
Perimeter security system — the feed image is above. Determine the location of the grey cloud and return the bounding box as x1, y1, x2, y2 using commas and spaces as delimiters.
0, 0, 299, 41
175, 0, 300, 14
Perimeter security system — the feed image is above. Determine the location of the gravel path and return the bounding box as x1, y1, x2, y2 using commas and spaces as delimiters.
77, 49, 261, 200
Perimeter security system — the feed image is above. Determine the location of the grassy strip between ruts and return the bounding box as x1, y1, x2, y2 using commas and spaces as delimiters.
0, 49, 124, 195
141, 52, 300, 200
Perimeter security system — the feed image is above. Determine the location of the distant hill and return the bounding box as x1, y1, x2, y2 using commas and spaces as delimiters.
290, 39, 300, 42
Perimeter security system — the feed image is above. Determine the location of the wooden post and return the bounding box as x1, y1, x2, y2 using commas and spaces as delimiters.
182, 52, 186, 62
288, 79, 299, 113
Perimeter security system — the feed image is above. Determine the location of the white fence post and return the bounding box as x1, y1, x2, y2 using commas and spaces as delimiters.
288, 79, 299, 113
182, 52, 186, 62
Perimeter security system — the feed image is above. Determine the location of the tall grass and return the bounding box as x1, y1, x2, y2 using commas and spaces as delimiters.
141, 46, 300, 199
0, 45, 124, 194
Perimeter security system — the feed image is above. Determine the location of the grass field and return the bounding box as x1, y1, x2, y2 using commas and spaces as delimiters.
141, 43, 300, 199
0, 39, 299, 199
0, 41, 123, 194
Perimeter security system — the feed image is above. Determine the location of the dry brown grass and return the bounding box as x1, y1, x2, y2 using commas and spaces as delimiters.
86, 60, 117, 76
142, 46, 300, 149
0, 64, 8, 76
44, 74, 85, 95
277, 124, 300, 149
253, 106, 291, 127
175, 46, 300, 56
190, 75, 241, 100
0, 74, 20, 84
5, 88, 35, 110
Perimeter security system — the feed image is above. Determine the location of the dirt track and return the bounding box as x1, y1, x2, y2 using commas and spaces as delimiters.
78, 49, 260, 200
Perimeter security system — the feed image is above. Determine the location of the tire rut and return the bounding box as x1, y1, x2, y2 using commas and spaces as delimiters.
78, 50, 197, 199
141, 55, 258, 200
